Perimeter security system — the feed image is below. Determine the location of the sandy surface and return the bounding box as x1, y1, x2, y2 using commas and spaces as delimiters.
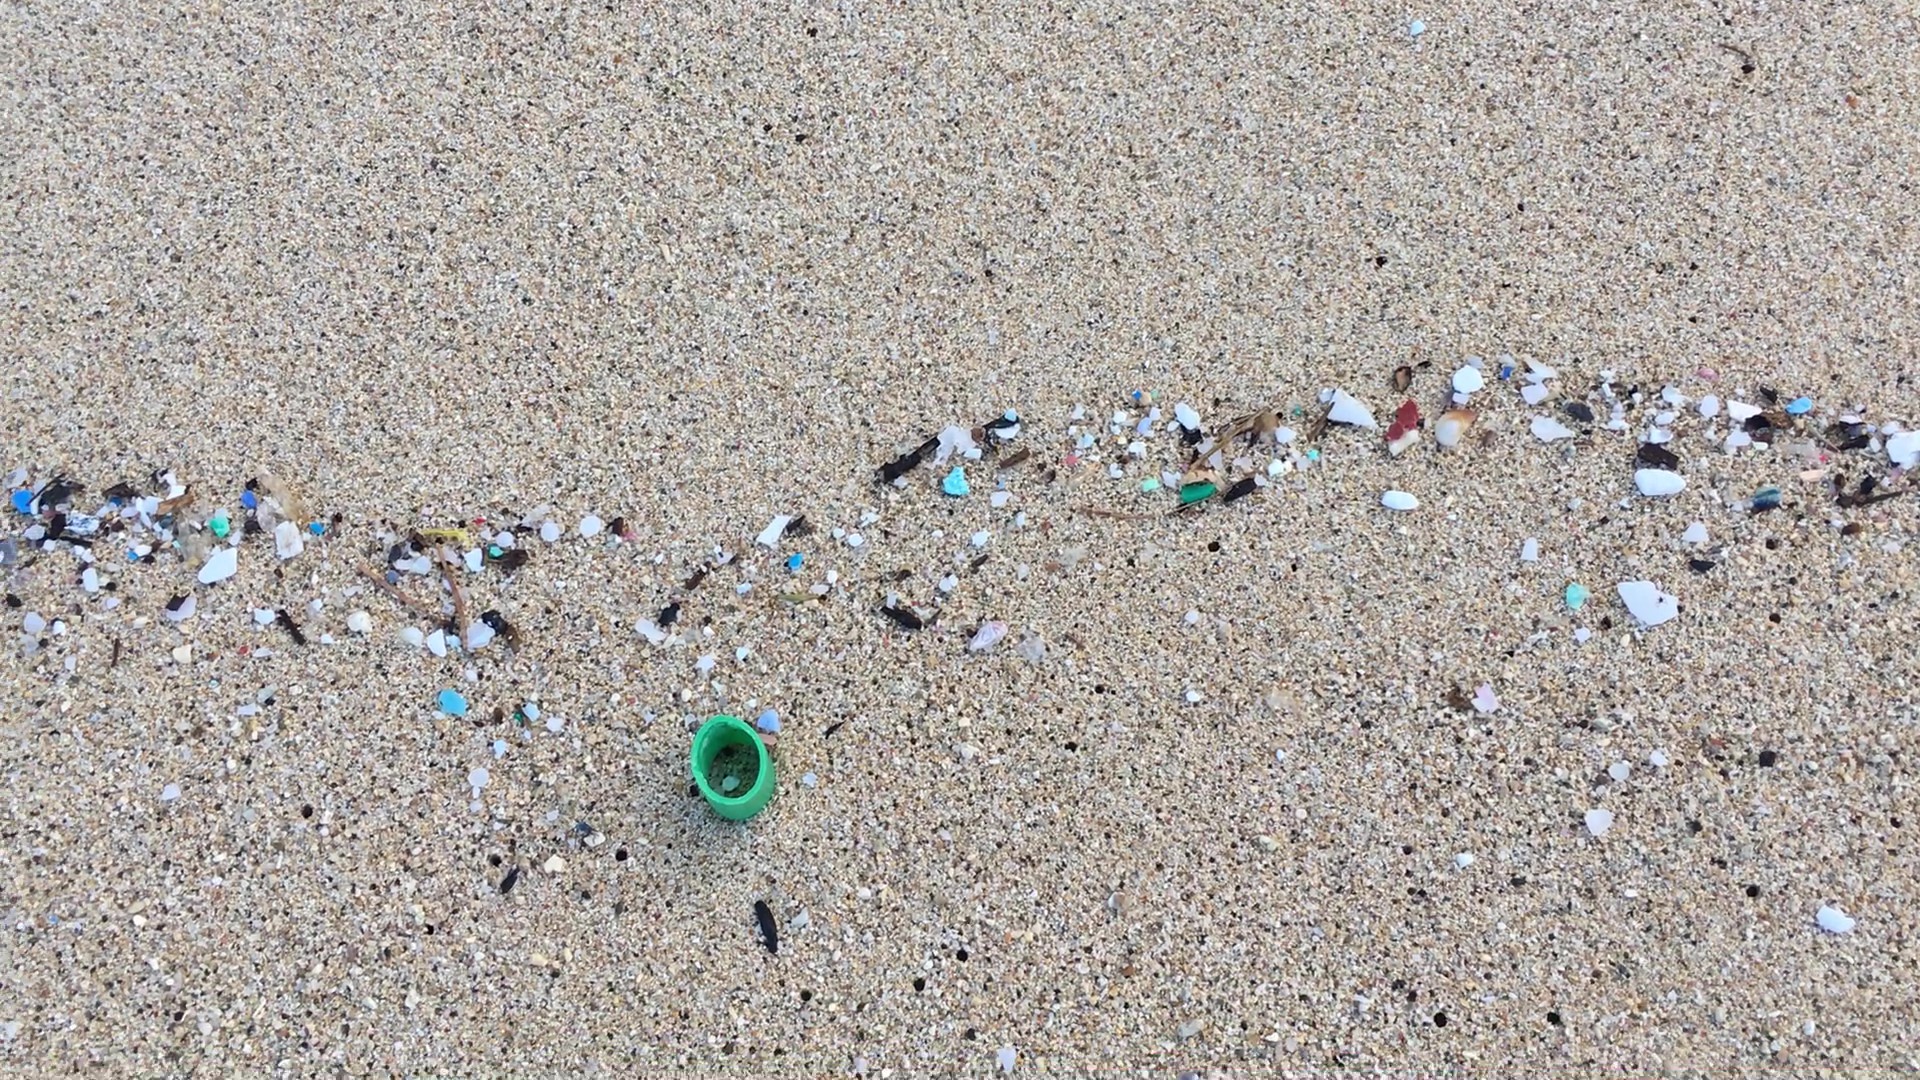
3, 2, 1918, 1075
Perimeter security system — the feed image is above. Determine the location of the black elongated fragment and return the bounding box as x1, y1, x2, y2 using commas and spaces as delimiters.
753, 900, 779, 954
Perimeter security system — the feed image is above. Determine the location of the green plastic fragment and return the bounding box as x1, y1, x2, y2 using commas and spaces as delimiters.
1565, 582, 1590, 611
1140, 478, 1162, 493
208, 513, 230, 539
1178, 481, 1217, 505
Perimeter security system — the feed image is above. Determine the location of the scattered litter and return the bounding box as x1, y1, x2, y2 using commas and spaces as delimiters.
1453, 852, 1474, 870
1433, 408, 1476, 448
1634, 469, 1687, 497
753, 900, 779, 954
1816, 905, 1856, 935
1751, 486, 1782, 512
1520, 538, 1539, 562
539, 520, 562, 543
996, 1045, 1017, 1073
1385, 400, 1421, 456
1617, 580, 1678, 627
1380, 490, 1419, 511
273, 520, 304, 560
1584, 808, 1614, 837
198, 547, 238, 585
160, 783, 182, 801
1530, 416, 1576, 443
579, 514, 605, 538
1451, 365, 1484, 395
1682, 521, 1709, 545
437, 689, 469, 717
1887, 430, 1920, 468
1564, 582, 1590, 611
1607, 761, 1631, 782
754, 709, 781, 734
967, 621, 1009, 653
942, 468, 971, 497
1326, 389, 1377, 429
1648, 749, 1670, 768
1785, 397, 1813, 416
1471, 684, 1500, 714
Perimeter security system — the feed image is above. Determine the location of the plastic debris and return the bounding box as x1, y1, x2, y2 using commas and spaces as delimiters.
1454, 852, 1474, 869
1520, 538, 1539, 562
1564, 583, 1590, 611
785, 552, 804, 572
1385, 400, 1421, 456
1884, 430, 1919, 468
1178, 481, 1217, 505
1634, 469, 1687, 497
996, 1045, 1017, 1073
755, 515, 792, 549
1584, 808, 1615, 837
1471, 684, 1500, 713
942, 467, 971, 497
1433, 408, 1476, 448
1682, 521, 1709, 545
1785, 396, 1813, 416
539, 520, 561, 543
198, 546, 238, 585
1326, 389, 1378, 429
1617, 580, 1678, 627
1607, 761, 1631, 782
9, 490, 31, 514
1530, 416, 1576, 442
161, 783, 182, 802
1173, 402, 1201, 430
754, 708, 781, 734
967, 621, 1009, 653
437, 689, 469, 716
1816, 905, 1856, 935
578, 514, 605, 538
1751, 486, 1782, 511
273, 520, 304, 560
1451, 365, 1485, 395
208, 512, 231, 539
1380, 490, 1419, 511
346, 610, 371, 634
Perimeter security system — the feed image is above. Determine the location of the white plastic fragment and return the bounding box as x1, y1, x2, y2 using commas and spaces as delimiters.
1520, 538, 1539, 562
346, 610, 372, 635
1607, 761, 1631, 782
1471, 684, 1500, 713
273, 520, 304, 560
1697, 394, 1721, 418
160, 783, 182, 802
1634, 469, 1687, 497
539, 520, 562, 543
425, 628, 448, 657
1888, 430, 1920, 468
1451, 365, 1485, 394
464, 620, 495, 650
399, 626, 424, 647
578, 514, 604, 539
755, 515, 792, 549
1327, 389, 1378, 429
1727, 400, 1762, 422
967, 621, 1009, 653
1380, 490, 1419, 511
1453, 853, 1474, 870
253, 608, 277, 626
996, 1045, 1017, 1073
1530, 416, 1576, 442
22, 611, 46, 634
198, 546, 239, 585
1521, 383, 1550, 405
635, 619, 667, 645
1682, 521, 1709, 545
1173, 402, 1201, 430
1617, 580, 1678, 627
1648, 748, 1670, 768
1816, 905, 1856, 934
1584, 808, 1615, 837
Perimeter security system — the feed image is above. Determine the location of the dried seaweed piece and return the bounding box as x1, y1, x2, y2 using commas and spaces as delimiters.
753, 900, 779, 954
784, 515, 814, 539
1636, 443, 1681, 470
498, 865, 520, 894
154, 487, 195, 516
879, 605, 925, 630
1444, 686, 1473, 712
683, 564, 711, 590
996, 447, 1032, 470
274, 609, 307, 645
491, 548, 531, 572
102, 481, 140, 502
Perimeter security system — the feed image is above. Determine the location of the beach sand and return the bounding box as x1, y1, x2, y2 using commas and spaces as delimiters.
2, 3, 1917, 1073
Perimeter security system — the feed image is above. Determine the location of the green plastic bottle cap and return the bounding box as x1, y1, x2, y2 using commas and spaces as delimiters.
691, 715, 775, 821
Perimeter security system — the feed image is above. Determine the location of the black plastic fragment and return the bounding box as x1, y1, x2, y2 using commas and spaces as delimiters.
879, 605, 924, 630
499, 866, 520, 894
753, 900, 779, 954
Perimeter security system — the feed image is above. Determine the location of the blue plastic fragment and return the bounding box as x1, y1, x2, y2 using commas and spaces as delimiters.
1498, 363, 1515, 381
240, 490, 258, 510
1785, 397, 1812, 416
755, 708, 782, 734
942, 467, 971, 497
308, 521, 325, 535
1752, 486, 1782, 511
9, 490, 32, 514
785, 552, 803, 572
436, 689, 469, 717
